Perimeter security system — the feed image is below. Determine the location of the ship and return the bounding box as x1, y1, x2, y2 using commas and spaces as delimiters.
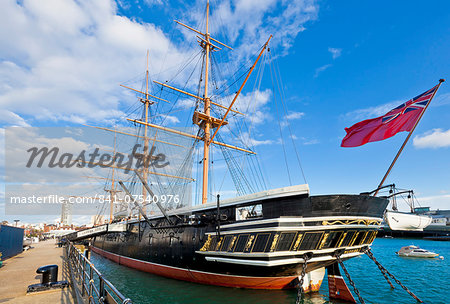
69, 1, 390, 295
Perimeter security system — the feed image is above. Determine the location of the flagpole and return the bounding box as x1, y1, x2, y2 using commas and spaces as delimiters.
373, 79, 445, 196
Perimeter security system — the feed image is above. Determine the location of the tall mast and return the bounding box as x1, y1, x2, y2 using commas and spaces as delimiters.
109, 129, 117, 222
142, 50, 150, 213
157, 3, 269, 205
201, 1, 211, 204
101, 127, 119, 224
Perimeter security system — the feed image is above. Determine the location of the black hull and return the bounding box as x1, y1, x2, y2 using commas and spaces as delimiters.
90, 192, 388, 289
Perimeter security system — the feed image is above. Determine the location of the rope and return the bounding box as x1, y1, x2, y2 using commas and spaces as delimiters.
364, 247, 424, 303
272, 54, 307, 184
335, 254, 366, 304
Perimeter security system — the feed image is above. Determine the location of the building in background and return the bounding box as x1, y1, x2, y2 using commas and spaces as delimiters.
60, 200, 72, 227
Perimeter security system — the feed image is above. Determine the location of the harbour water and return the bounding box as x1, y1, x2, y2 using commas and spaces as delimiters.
91, 238, 448, 304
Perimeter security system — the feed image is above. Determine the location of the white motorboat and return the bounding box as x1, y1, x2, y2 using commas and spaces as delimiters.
396, 245, 439, 258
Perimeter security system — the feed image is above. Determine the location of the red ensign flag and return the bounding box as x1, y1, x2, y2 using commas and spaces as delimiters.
341, 85, 439, 147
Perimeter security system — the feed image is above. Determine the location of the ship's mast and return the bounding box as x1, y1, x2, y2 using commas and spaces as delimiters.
201, 1, 211, 205
142, 50, 150, 214
103, 126, 119, 223
109, 129, 117, 222
143, 1, 271, 205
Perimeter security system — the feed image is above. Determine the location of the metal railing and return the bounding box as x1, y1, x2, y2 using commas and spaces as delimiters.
66, 242, 132, 304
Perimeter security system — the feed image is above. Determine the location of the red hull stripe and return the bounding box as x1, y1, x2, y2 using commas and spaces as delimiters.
91, 246, 297, 289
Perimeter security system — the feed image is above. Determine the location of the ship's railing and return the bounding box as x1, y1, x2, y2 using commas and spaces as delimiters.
65, 241, 132, 304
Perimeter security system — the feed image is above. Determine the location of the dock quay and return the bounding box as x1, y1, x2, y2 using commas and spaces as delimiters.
378, 225, 450, 239
0, 239, 76, 304
0, 239, 132, 304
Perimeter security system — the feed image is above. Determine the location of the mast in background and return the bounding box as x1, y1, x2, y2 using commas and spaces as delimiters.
142, 50, 151, 215
105, 128, 119, 223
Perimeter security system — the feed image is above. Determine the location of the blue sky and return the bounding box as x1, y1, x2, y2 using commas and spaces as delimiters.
1, 0, 449, 224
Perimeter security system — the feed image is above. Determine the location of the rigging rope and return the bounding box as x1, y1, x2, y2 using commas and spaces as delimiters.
273, 54, 307, 184
269, 50, 292, 186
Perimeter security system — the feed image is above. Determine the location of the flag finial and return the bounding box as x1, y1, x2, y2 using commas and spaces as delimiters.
439, 79, 445, 83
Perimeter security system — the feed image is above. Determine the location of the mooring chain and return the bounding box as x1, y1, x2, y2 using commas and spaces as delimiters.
364, 248, 423, 303
365, 248, 395, 289
335, 254, 366, 304
379, 266, 395, 289
295, 253, 311, 304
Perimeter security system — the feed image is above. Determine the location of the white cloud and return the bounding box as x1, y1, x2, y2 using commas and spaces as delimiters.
314, 64, 332, 78
416, 194, 450, 210
328, 47, 342, 59
413, 128, 450, 149
160, 115, 180, 124
239, 132, 273, 147
186, 0, 318, 61
176, 98, 197, 109
281, 111, 304, 127
236, 89, 271, 110
0, 0, 187, 126
431, 92, 450, 107
343, 100, 402, 121
343, 86, 449, 123
144, 0, 163, 7
314, 46, 341, 79
0, 0, 319, 129
296, 136, 319, 145
228, 88, 272, 125
286, 111, 305, 120
0, 110, 31, 127
0, 128, 4, 177
304, 139, 319, 145
210, 89, 273, 148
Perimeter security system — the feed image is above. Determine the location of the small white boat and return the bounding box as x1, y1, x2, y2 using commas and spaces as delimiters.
396, 245, 439, 258
384, 188, 432, 231
385, 210, 432, 231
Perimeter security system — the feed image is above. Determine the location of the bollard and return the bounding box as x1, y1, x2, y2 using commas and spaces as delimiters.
36, 264, 58, 284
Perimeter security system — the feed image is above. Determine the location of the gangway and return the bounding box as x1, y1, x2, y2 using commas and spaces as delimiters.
66, 222, 127, 242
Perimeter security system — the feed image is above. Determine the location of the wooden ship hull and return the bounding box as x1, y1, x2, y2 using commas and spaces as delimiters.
91, 185, 389, 290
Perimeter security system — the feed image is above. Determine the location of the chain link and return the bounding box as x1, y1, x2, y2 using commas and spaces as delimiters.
295, 254, 311, 304
335, 254, 366, 304
364, 247, 423, 303
365, 247, 395, 289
